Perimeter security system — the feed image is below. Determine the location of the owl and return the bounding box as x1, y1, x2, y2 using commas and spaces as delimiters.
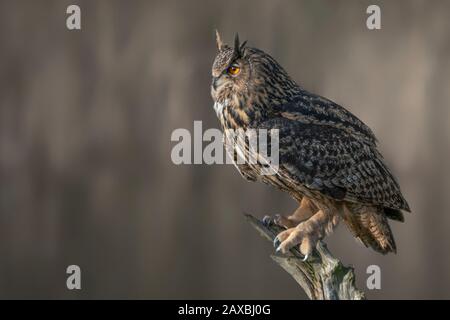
210, 31, 410, 259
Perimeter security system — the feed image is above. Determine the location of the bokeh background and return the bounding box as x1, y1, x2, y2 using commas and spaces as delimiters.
0, 0, 449, 299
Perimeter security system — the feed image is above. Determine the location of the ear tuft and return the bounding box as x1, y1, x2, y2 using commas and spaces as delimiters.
240, 40, 248, 52
234, 33, 240, 53
233, 33, 247, 57
215, 29, 224, 51
235, 33, 240, 46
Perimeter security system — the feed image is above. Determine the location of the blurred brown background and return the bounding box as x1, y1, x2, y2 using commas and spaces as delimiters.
0, 0, 449, 299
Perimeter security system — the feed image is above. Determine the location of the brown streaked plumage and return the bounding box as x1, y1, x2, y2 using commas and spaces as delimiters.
210, 31, 410, 258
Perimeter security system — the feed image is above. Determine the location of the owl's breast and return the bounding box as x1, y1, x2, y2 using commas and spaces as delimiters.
213, 100, 227, 118
214, 99, 257, 131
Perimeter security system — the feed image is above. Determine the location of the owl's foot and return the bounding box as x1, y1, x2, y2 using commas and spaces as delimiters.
263, 197, 317, 229
262, 214, 299, 229
273, 209, 339, 259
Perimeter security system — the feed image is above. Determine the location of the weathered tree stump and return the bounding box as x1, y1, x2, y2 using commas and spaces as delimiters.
245, 213, 365, 300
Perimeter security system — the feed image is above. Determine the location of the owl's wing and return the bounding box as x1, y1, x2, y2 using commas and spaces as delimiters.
257, 117, 410, 211
274, 91, 378, 145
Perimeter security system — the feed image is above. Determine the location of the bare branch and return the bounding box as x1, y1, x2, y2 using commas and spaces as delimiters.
245, 213, 365, 300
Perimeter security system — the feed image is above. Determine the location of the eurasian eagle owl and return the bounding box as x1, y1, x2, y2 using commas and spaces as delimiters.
210, 31, 410, 259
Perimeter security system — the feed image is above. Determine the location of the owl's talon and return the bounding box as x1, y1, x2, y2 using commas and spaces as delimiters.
273, 236, 281, 249
273, 214, 282, 223
273, 211, 332, 257
262, 215, 274, 227
263, 214, 298, 229
275, 214, 302, 229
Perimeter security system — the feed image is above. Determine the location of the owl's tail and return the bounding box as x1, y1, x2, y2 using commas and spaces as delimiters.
342, 204, 402, 254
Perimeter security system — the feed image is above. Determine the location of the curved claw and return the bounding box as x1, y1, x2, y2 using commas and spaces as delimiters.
262, 215, 273, 227
302, 254, 309, 262
273, 214, 281, 224
273, 236, 281, 249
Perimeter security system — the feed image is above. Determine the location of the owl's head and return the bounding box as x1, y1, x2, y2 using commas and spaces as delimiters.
211, 31, 299, 106
211, 31, 250, 103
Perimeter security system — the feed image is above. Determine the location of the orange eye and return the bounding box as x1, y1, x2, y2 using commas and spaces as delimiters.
227, 65, 241, 75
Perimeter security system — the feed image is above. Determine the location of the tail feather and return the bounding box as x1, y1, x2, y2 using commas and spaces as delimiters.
343, 204, 398, 254
384, 207, 404, 222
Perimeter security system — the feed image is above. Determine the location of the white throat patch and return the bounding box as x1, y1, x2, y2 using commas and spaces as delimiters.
213, 99, 229, 117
